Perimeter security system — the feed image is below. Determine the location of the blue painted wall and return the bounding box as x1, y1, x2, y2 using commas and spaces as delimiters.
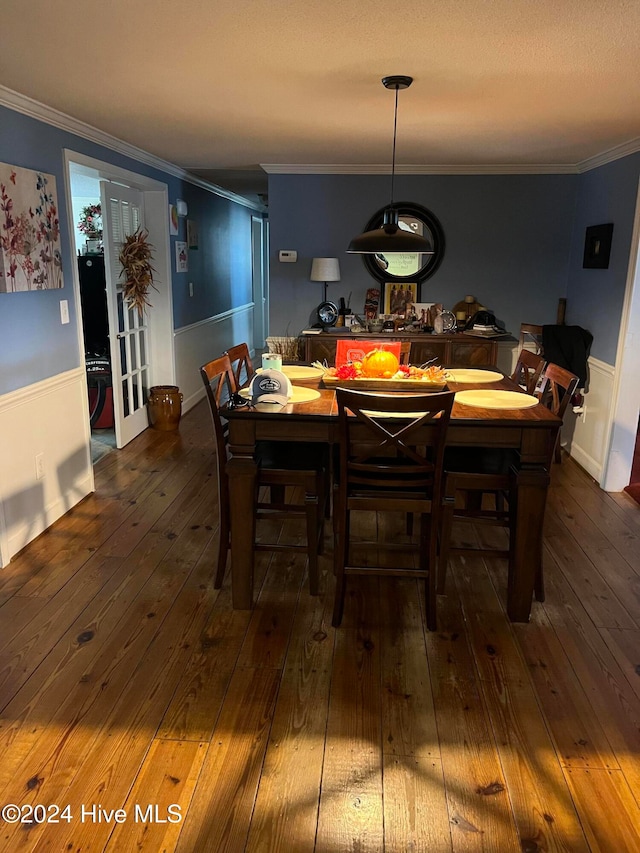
268, 173, 579, 340
175, 183, 253, 327
566, 153, 640, 365
0, 103, 257, 396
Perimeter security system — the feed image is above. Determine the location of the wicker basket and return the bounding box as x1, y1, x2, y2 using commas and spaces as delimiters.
265, 336, 301, 362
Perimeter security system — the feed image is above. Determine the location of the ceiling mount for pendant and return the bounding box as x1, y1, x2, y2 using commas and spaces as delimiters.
381, 75, 413, 91
347, 75, 435, 256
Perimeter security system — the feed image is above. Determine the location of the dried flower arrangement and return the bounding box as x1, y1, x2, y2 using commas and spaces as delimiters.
265, 336, 301, 362
77, 203, 102, 237
118, 228, 157, 316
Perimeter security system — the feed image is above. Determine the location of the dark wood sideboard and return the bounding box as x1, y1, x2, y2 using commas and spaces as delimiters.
302, 332, 498, 367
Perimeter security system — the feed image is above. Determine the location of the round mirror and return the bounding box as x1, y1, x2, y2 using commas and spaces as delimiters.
360, 201, 445, 285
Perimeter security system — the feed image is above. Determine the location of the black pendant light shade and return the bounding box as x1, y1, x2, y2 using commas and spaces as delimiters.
348, 76, 434, 255
347, 207, 434, 254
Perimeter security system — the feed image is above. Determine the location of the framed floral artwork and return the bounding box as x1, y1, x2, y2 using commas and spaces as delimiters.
169, 203, 179, 236
0, 162, 64, 292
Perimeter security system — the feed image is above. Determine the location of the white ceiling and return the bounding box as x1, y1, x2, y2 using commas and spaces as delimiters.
2, 0, 640, 196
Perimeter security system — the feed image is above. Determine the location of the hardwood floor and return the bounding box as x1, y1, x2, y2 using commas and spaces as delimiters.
1, 400, 639, 852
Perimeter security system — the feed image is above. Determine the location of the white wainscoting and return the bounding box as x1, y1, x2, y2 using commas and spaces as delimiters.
173, 304, 255, 412
0, 368, 93, 567
563, 355, 615, 483
496, 340, 519, 375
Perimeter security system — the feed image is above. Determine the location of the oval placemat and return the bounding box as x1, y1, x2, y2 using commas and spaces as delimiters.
446, 368, 503, 383
239, 386, 321, 404
257, 365, 324, 380
455, 389, 539, 409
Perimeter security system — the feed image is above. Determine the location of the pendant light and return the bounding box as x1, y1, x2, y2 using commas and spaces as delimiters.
347, 76, 434, 255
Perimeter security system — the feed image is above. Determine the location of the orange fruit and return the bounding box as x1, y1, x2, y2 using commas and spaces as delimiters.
360, 349, 399, 378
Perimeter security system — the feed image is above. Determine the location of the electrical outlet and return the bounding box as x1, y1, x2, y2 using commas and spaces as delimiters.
59, 300, 69, 324
35, 452, 45, 480
189, 281, 194, 297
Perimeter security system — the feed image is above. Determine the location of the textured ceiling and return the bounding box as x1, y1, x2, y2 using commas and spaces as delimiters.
2, 0, 640, 197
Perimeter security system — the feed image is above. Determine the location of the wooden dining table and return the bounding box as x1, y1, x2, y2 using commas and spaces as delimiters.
224, 369, 561, 621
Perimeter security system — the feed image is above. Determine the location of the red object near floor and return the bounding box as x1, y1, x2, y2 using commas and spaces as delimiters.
88, 386, 114, 428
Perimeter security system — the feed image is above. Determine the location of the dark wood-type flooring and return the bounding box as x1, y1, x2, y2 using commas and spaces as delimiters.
624, 419, 640, 505
0, 400, 639, 852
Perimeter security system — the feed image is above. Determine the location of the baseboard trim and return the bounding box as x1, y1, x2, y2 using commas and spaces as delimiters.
6, 472, 94, 560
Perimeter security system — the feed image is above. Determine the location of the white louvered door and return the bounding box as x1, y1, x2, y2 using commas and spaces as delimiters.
101, 181, 151, 448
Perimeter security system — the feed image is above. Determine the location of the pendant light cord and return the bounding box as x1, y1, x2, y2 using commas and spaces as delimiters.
390, 85, 399, 208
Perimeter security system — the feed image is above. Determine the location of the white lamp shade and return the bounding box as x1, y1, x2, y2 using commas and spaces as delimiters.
310, 257, 340, 282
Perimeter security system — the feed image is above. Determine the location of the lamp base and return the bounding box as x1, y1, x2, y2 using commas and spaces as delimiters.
317, 301, 339, 327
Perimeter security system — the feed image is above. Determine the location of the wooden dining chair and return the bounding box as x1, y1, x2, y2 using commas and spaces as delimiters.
226, 340, 332, 516
519, 323, 544, 356
438, 362, 579, 602
511, 349, 545, 394
537, 362, 580, 468
332, 388, 455, 630
200, 354, 328, 592
225, 342, 255, 388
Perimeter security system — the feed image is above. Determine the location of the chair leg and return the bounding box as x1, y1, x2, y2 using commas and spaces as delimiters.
533, 527, 545, 602
554, 431, 562, 464
305, 491, 320, 595
317, 476, 326, 556
324, 469, 332, 519
535, 567, 545, 602
438, 490, 455, 595
420, 513, 437, 631
214, 504, 230, 589
332, 503, 349, 626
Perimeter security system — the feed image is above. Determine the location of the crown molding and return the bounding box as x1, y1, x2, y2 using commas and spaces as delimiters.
0, 85, 265, 212
262, 139, 640, 176
576, 137, 640, 173
261, 162, 579, 175
3, 84, 637, 188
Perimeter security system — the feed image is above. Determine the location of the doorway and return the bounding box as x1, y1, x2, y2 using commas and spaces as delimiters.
602, 176, 640, 493
65, 151, 175, 456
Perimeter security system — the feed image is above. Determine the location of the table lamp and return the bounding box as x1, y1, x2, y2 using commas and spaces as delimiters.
310, 258, 341, 327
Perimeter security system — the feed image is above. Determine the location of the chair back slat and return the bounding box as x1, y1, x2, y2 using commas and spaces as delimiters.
199, 355, 237, 467
511, 349, 545, 394
537, 362, 579, 421
536, 361, 579, 464
336, 389, 455, 496
519, 323, 544, 355
225, 342, 255, 388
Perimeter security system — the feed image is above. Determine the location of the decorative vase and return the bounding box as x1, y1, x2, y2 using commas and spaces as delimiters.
84, 233, 103, 254
147, 385, 183, 431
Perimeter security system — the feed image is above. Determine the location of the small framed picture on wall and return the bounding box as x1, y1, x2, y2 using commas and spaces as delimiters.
175, 241, 188, 273
187, 219, 198, 249
583, 223, 613, 269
